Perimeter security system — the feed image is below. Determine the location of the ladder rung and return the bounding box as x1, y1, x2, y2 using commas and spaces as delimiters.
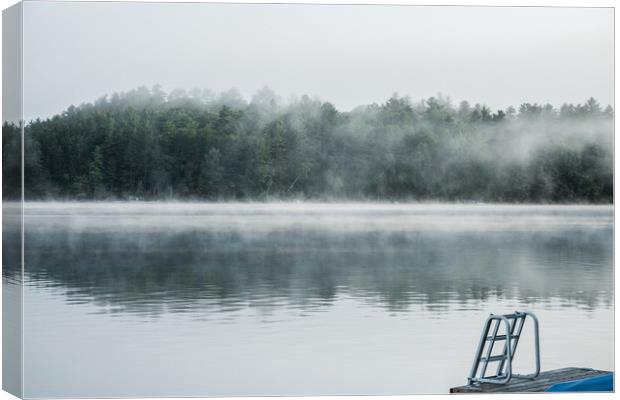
501, 314, 524, 319
480, 355, 507, 362
481, 374, 508, 380
486, 334, 520, 341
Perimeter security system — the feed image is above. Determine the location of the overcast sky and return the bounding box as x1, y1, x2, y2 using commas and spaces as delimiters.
22, 2, 613, 120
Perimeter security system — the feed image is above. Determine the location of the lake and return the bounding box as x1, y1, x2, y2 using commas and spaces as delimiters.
5, 202, 613, 397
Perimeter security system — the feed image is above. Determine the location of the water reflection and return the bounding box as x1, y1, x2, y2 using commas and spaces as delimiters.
17, 203, 613, 317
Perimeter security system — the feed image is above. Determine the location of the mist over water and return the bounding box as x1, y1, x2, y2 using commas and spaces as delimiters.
11, 202, 613, 396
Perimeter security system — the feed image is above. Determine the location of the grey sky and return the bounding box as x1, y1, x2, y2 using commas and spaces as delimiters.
22, 1, 613, 120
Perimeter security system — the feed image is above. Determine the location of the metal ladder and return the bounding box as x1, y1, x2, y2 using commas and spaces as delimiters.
467, 311, 540, 385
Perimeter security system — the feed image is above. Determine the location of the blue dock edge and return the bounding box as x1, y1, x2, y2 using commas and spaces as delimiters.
546, 373, 614, 392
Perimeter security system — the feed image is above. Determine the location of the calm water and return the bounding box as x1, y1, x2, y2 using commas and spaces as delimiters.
7, 203, 614, 397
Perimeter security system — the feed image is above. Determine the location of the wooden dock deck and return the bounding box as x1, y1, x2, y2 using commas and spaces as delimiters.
450, 367, 612, 393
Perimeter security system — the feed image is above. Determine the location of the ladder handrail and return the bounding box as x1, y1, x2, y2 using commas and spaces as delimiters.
467, 311, 540, 386
512, 311, 540, 380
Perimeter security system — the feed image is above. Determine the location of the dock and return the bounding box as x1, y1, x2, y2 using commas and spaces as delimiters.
450, 367, 612, 393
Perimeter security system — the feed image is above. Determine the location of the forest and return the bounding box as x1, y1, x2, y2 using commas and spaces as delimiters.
2, 86, 614, 202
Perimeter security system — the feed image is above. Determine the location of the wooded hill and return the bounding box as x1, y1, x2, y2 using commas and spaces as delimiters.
2, 86, 613, 202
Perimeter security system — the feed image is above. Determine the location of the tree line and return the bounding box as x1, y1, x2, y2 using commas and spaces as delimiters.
2, 86, 613, 202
